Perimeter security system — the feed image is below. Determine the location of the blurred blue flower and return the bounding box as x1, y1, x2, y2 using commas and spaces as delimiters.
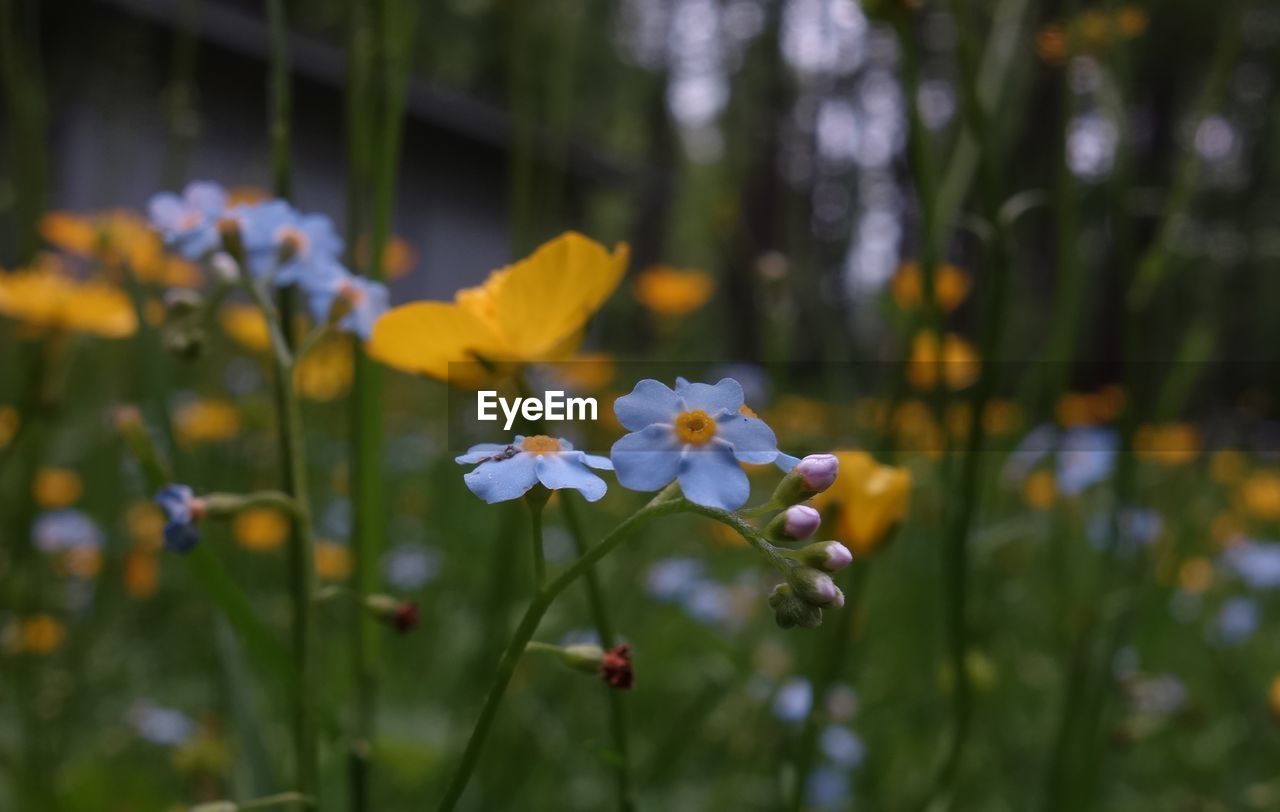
804, 766, 852, 810
1057, 427, 1118, 495
645, 557, 705, 602
610, 377, 780, 510
32, 509, 103, 554
128, 700, 195, 746
1087, 508, 1163, 554
155, 484, 200, 553
772, 676, 813, 723
301, 274, 389, 340
268, 211, 346, 287
1214, 596, 1258, 645
1223, 539, 1280, 588
381, 542, 441, 591
1002, 424, 1058, 484
456, 435, 613, 504
147, 181, 227, 259
232, 199, 298, 277
820, 725, 867, 769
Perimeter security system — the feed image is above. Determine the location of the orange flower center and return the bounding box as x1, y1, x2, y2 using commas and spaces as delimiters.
339, 280, 366, 304
675, 409, 716, 445
275, 225, 310, 258
521, 435, 561, 455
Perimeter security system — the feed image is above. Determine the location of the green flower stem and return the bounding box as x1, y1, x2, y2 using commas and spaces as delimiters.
240, 792, 313, 811
560, 493, 634, 812
527, 495, 547, 589
787, 561, 873, 811
201, 490, 300, 517
435, 489, 684, 812
242, 260, 319, 802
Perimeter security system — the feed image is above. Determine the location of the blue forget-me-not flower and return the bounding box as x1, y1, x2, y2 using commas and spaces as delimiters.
456, 435, 614, 504
610, 377, 781, 510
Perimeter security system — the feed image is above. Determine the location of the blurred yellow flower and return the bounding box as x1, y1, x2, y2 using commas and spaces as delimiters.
233, 507, 290, 552
33, 468, 83, 508
1022, 470, 1057, 511
227, 186, 270, 206
766, 395, 832, 441
21, 614, 66, 655
554, 352, 616, 393
1177, 557, 1213, 595
40, 210, 200, 287
1056, 386, 1126, 427
1270, 675, 1280, 721
906, 332, 980, 391
810, 450, 912, 557
219, 303, 271, 353
1114, 6, 1148, 37
294, 335, 354, 401
126, 500, 165, 552
123, 550, 159, 599
174, 400, 241, 445
1210, 511, 1245, 549
0, 259, 137, 338
890, 262, 971, 313
61, 545, 103, 579
1241, 471, 1280, 521
1209, 450, 1249, 486
0, 406, 18, 448
315, 541, 352, 581
1134, 423, 1200, 466
357, 234, 419, 281
369, 232, 629, 385
983, 398, 1023, 437
632, 264, 715, 317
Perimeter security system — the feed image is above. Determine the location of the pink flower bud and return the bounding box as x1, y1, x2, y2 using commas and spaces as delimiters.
819, 541, 853, 572
796, 454, 839, 494
783, 505, 821, 540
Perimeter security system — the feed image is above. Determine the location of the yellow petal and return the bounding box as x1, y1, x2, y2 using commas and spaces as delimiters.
469, 232, 628, 357
367, 300, 506, 383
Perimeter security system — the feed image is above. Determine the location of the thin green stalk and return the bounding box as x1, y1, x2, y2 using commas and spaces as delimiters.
242, 257, 318, 804
527, 496, 547, 589
434, 492, 685, 812
788, 562, 873, 811
0, 0, 48, 263
561, 494, 634, 812
265, 0, 292, 199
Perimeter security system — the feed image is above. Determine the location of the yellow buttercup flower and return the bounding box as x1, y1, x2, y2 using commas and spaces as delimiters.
232, 507, 290, 552
1209, 450, 1249, 485
40, 210, 200, 287
219, 303, 271, 353
632, 264, 715, 317
315, 540, 352, 581
554, 352, 616, 393
356, 234, 419, 280
906, 332, 980, 391
123, 550, 159, 599
1177, 557, 1213, 595
61, 545, 103, 579
810, 450, 912, 557
33, 468, 83, 508
294, 335, 354, 401
126, 500, 165, 552
1022, 470, 1057, 511
369, 232, 629, 385
21, 614, 66, 655
890, 262, 971, 313
0, 258, 137, 338
0, 406, 18, 448
174, 399, 241, 445
1134, 423, 1200, 466
1241, 471, 1280, 521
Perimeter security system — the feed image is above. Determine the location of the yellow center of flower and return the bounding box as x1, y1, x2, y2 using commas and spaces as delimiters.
521, 435, 561, 455
675, 409, 716, 445
739, 404, 758, 418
